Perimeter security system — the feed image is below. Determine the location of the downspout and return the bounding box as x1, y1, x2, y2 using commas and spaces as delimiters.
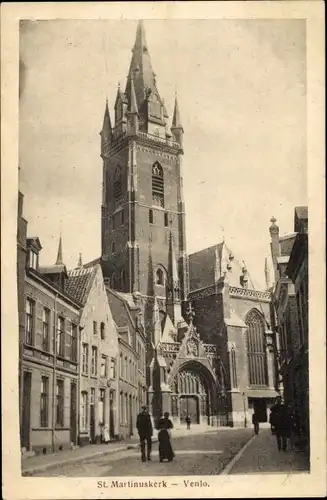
77, 324, 84, 446
52, 292, 58, 452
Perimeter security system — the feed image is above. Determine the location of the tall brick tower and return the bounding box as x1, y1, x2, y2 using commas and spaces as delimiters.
100, 21, 189, 333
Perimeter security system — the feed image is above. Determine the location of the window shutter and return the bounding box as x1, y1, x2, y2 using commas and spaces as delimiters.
35, 301, 43, 349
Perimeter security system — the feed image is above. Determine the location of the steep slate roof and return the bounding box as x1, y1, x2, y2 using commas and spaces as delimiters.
295, 206, 308, 220
39, 264, 67, 275
124, 20, 168, 125
66, 266, 98, 306
189, 241, 262, 291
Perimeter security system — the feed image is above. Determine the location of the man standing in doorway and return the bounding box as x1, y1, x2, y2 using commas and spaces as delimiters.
185, 415, 191, 430
136, 405, 153, 462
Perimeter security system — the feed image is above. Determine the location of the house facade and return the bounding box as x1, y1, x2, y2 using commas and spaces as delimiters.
21, 238, 81, 454
286, 207, 309, 449
106, 289, 147, 439
66, 263, 120, 445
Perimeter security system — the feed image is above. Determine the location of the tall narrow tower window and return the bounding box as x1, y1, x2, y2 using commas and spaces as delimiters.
164, 212, 168, 227
149, 209, 154, 224
114, 167, 123, 209
152, 163, 164, 207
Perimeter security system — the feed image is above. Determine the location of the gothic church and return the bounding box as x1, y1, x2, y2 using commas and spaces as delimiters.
98, 21, 278, 428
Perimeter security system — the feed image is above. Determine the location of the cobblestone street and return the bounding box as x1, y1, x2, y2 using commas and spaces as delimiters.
29, 429, 253, 477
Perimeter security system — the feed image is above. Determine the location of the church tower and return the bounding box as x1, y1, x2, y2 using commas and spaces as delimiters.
100, 21, 189, 329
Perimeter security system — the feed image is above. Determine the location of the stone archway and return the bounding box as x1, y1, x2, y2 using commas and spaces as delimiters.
170, 361, 217, 426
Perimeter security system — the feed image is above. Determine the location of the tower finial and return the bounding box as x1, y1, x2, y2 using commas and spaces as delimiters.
78, 252, 83, 268
56, 233, 64, 265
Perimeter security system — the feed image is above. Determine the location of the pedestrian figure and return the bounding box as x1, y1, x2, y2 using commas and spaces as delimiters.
252, 412, 259, 435
269, 409, 276, 435
185, 415, 191, 430
101, 423, 110, 443
136, 405, 153, 462
271, 397, 291, 452
157, 412, 175, 462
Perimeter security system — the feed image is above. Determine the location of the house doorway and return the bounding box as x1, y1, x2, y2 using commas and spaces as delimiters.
21, 371, 31, 449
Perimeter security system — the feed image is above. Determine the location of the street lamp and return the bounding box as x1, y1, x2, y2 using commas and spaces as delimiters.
242, 392, 247, 428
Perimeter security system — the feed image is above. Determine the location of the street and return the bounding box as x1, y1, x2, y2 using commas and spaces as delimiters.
31, 429, 253, 477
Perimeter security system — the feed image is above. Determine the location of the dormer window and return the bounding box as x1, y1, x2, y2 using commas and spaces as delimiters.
29, 250, 38, 270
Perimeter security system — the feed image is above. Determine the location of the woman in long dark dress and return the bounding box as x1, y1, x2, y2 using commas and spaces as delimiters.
157, 412, 175, 462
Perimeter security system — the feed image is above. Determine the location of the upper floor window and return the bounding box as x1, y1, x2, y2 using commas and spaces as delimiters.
42, 307, 50, 351
149, 209, 154, 224
93, 321, 97, 335
100, 322, 105, 340
25, 297, 34, 345
114, 167, 123, 209
110, 358, 117, 379
91, 346, 98, 376
82, 343, 89, 374
56, 316, 65, 357
100, 355, 107, 378
29, 250, 38, 270
152, 163, 164, 208
164, 212, 169, 227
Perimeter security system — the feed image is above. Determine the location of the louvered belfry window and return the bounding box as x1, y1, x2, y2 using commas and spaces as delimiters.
152, 163, 164, 207
246, 309, 268, 387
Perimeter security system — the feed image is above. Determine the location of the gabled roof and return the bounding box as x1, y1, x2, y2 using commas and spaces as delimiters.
189, 240, 262, 291
39, 264, 67, 275
65, 265, 98, 306
295, 206, 308, 220
26, 236, 42, 251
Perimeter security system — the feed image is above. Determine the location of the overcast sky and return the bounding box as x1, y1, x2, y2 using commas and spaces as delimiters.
19, 19, 307, 289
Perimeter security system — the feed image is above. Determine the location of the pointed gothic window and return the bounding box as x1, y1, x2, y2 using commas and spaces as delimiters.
246, 309, 268, 387
155, 267, 166, 286
230, 347, 238, 389
152, 163, 164, 207
114, 167, 123, 209
111, 241, 116, 254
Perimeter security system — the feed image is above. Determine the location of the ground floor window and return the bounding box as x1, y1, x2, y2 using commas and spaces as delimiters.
81, 392, 88, 430
56, 378, 64, 427
40, 376, 49, 427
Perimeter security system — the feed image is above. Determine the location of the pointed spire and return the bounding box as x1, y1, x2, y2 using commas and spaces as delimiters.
129, 77, 138, 114
125, 20, 165, 131
264, 257, 270, 289
134, 20, 148, 51
169, 228, 179, 288
56, 235, 64, 265
78, 253, 83, 268
101, 99, 112, 142
172, 93, 183, 130
153, 295, 162, 346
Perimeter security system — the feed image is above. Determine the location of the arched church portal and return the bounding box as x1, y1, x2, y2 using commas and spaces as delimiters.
170, 362, 216, 426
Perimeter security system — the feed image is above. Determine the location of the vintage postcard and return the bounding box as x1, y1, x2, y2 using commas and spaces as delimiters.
1, 1, 325, 499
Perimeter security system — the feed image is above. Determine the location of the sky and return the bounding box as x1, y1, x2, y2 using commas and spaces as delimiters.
19, 19, 307, 289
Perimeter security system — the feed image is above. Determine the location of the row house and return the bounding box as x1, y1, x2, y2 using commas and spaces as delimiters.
286, 207, 309, 448
106, 289, 147, 439
66, 262, 119, 445
270, 207, 309, 449
21, 237, 82, 454
17, 190, 28, 447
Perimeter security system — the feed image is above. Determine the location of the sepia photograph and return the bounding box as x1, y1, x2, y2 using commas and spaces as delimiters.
1, 2, 325, 499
